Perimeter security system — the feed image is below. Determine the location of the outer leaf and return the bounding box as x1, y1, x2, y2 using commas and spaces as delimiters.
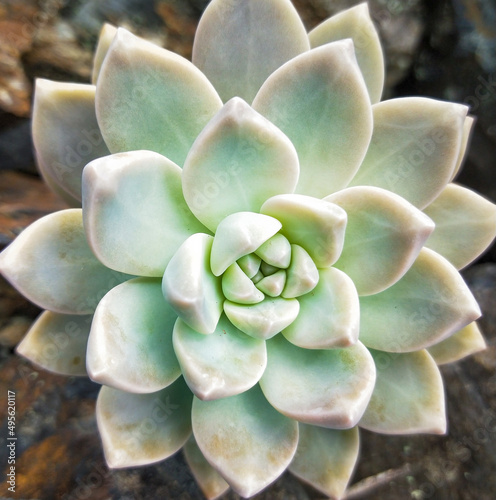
360, 349, 446, 434
173, 314, 267, 400
92, 23, 117, 84
192, 385, 299, 498
349, 97, 468, 209
224, 297, 299, 340
96, 377, 193, 468
450, 115, 475, 182
192, 0, 310, 103
82, 150, 208, 277
261, 194, 347, 268
326, 186, 434, 295
309, 3, 384, 103
283, 267, 359, 349
427, 322, 486, 365
96, 28, 222, 166
182, 98, 299, 232
423, 183, 496, 269
33, 79, 110, 202
359, 248, 481, 352
0, 209, 130, 314
260, 336, 376, 429
87, 278, 180, 394
162, 234, 223, 335
253, 40, 373, 197
16, 311, 92, 376
289, 425, 359, 499
209, 212, 281, 276
183, 436, 230, 500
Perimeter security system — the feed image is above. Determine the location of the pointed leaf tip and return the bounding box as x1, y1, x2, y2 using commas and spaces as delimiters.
193, 0, 310, 103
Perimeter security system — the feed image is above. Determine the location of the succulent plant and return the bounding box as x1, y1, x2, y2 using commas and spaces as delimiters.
1, 1, 496, 498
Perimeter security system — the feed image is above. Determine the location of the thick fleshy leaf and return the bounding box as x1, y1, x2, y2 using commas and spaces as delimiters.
96, 377, 193, 468
253, 40, 373, 197
16, 311, 92, 376
309, 3, 384, 103
427, 322, 486, 365
326, 186, 435, 295
162, 234, 223, 335
283, 267, 359, 349
183, 436, 230, 500
173, 314, 267, 400
210, 212, 281, 276
237, 253, 261, 279
254, 233, 291, 268
83, 150, 208, 277
261, 194, 347, 268
423, 183, 496, 269
0, 209, 130, 314
289, 425, 359, 499
92, 23, 117, 84
32, 79, 110, 201
260, 336, 375, 428
282, 245, 319, 298
255, 270, 286, 297
182, 98, 299, 231
222, 262, 265, 304
224, 297, 299, 340
349, 97, 468, 208
192, 385, 298, 498
192, 0, 310, 103
450, 115, 475, 182
96, 28, 222, 165
87, 278, 180, 393
359, 248, 481, 352
360, 349, 446, 434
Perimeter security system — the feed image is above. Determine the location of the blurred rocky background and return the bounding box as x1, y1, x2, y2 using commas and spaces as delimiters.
0, 0, 495, 499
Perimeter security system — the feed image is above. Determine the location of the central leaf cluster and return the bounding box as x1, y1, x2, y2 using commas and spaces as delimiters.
163, 211, 321, 341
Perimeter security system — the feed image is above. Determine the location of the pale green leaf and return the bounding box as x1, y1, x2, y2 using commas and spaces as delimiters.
360, 349, 446, 434
210, 212, 281, 276
261, 194, 347, 268
82, 150, 208, 277
326, 186, 434, 295
253, 40, 373, 197
260, 336, 376, 428
17, 311, 92, 376
224, 297, 299, 340
427, 322, 486, 365
87, 278, 180, 393
96, 28, 222, 165
182, 98, 299, 232
192, 0, 310, 103
96, 377, 193, 468
173, 314, 267, 400
289, 425, 359, 499
359, 248, 482, 352
162, 234, 224, 335
283, 267, 359, 349
309, 3, 384, 103
0, 209, 131, 314
424, 183, 496, 269
192, 384, 298, 498
183, 436, 230, 500
33, 79, 110, 202
349, 97, 468, 208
